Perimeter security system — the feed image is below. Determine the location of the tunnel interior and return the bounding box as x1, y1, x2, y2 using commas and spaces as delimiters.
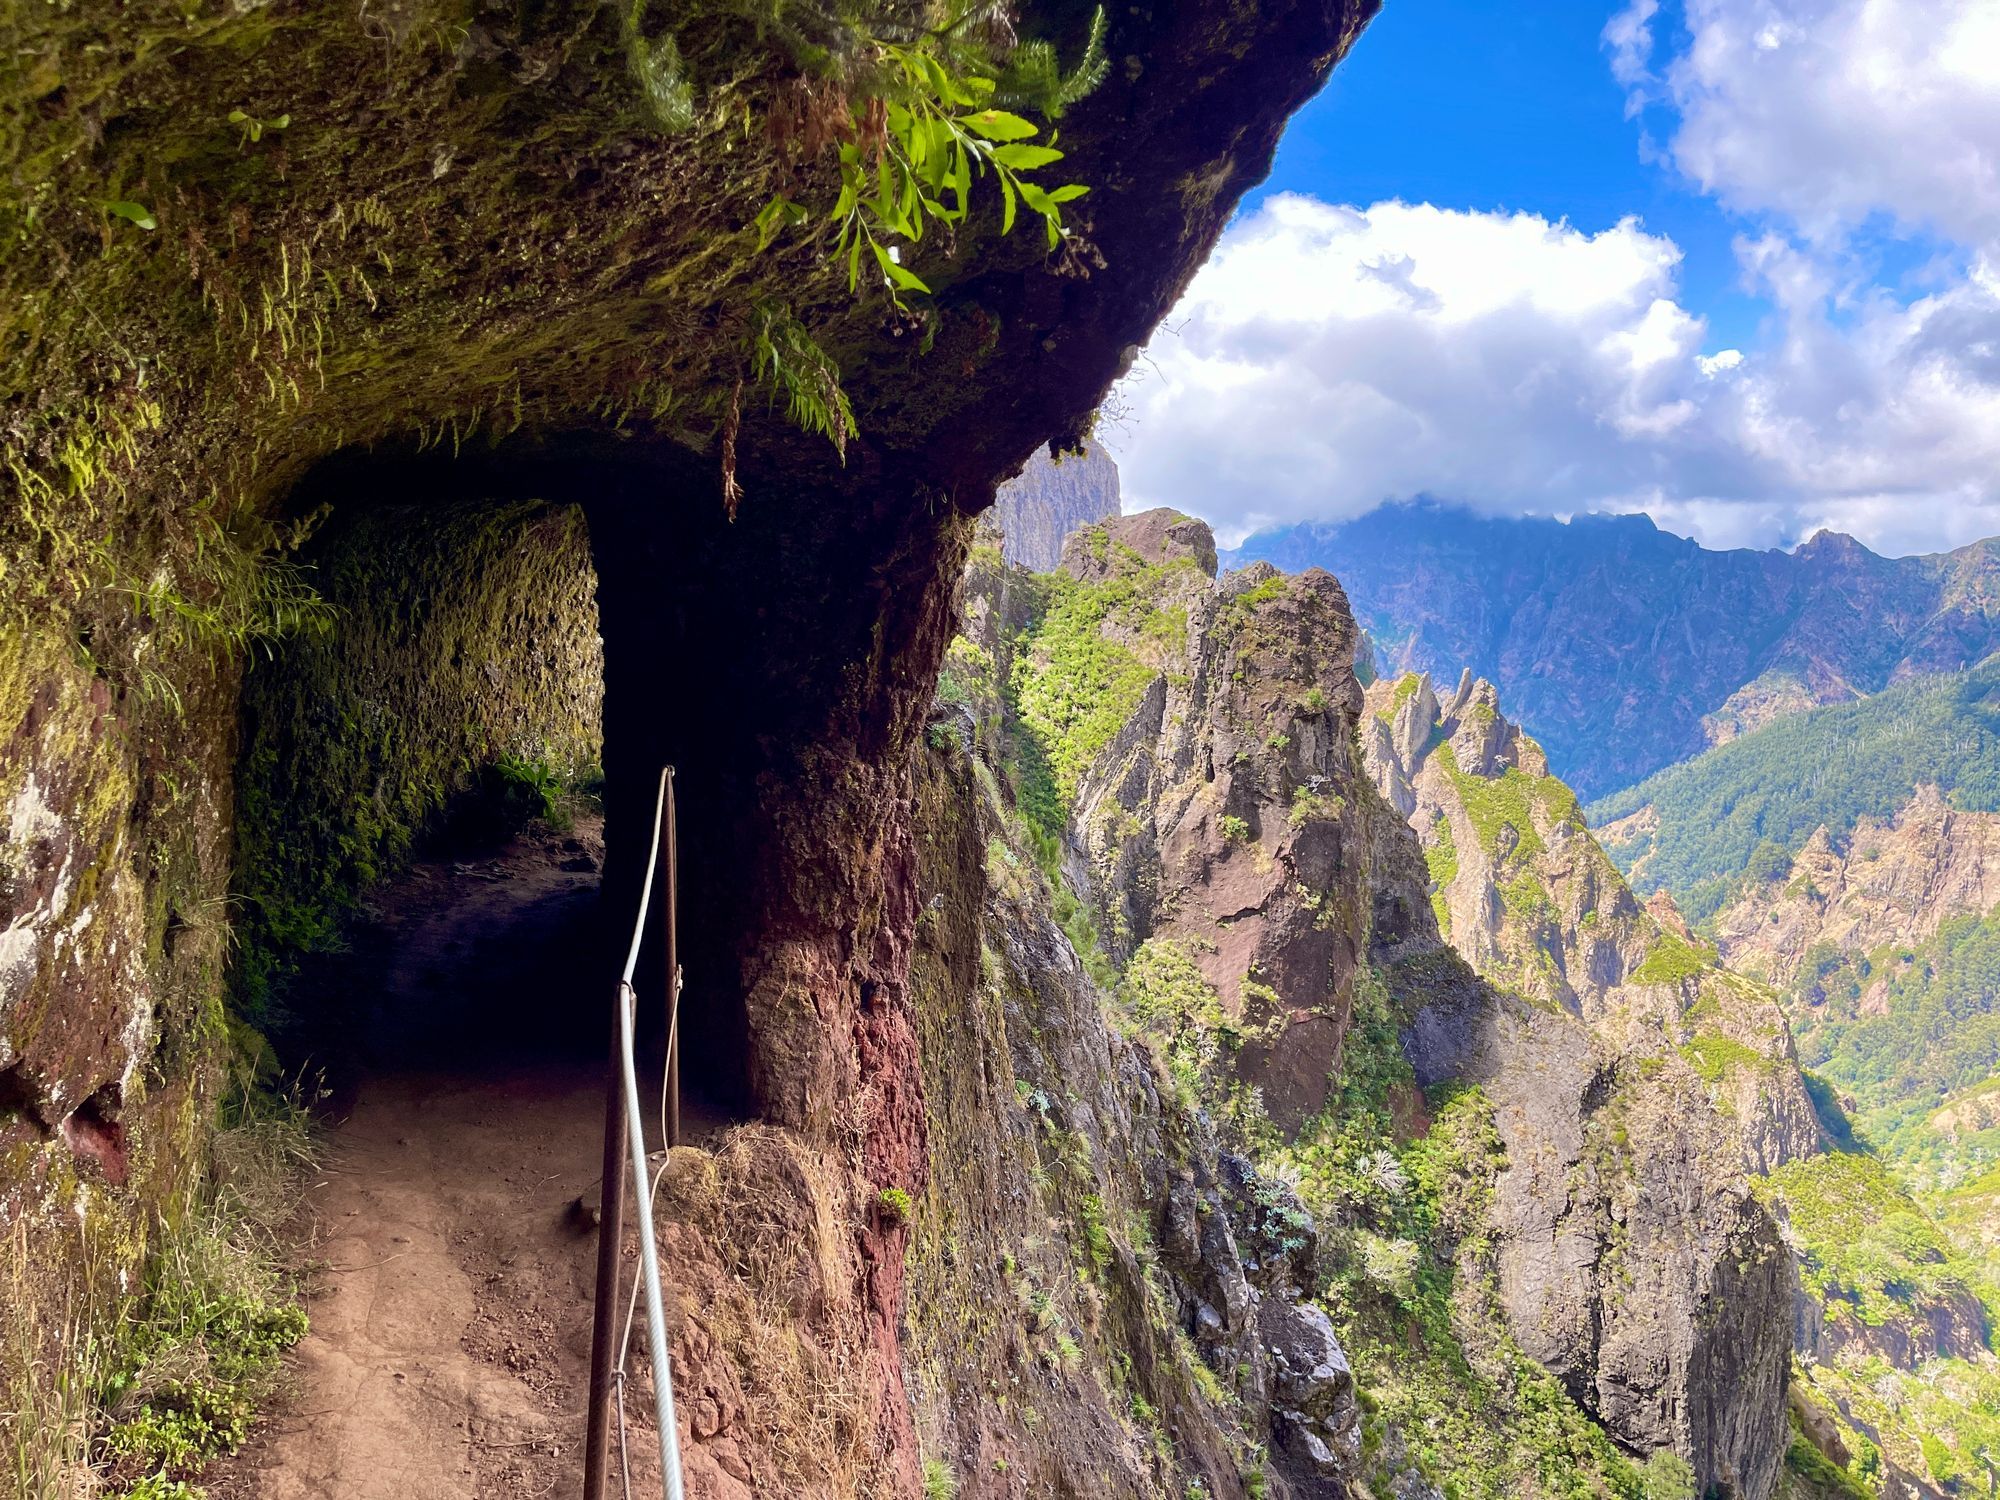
232, 448, 726, 1117
233, 429, 959, 1130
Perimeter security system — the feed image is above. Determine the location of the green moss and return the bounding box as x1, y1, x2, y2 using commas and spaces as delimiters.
1009, 567, 1162, 841
231, 498, 602, 1027
1436, 744, 1544, 862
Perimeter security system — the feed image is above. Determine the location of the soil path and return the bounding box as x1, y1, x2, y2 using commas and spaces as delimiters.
209, 815, 674, 1500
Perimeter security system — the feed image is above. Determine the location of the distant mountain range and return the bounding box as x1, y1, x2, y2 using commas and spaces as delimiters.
1226, 502, 2000, 799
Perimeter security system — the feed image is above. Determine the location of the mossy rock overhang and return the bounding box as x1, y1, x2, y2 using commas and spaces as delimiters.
3, 0, 1377, 530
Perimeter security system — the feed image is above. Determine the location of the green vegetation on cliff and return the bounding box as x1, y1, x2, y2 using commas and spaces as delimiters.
1259, 967, 1669, 1500
1008, 547, 1194, 841
1761, 1148, 2000, 1500
1762, 1152, 1983, 1327
1589, 657, 2000, 914
1437, 744, 1545, 861
1791, 913, 2000, 1176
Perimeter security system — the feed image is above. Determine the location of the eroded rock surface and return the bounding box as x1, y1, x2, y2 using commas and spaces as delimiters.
991, 441, 1124, 572
1713, 785, 2000, 988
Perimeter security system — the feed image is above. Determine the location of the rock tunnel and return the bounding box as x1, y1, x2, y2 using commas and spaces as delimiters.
0, 0, 1380, 1489
245, 429, 976, 1134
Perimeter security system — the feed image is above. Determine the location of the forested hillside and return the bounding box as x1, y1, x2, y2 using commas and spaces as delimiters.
1589, 656, 2000, 918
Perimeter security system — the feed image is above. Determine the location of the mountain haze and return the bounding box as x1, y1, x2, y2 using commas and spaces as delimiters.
1226, 503, 2000, 798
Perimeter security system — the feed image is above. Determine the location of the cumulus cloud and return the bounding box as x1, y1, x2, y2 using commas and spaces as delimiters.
1115, 195, 2000, 555
1609, 0, 2000, 253
1115, 1, 2000, 557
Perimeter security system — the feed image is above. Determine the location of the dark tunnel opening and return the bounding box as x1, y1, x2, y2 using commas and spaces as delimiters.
237, 423, 967, 1138
231, 443, 775, 1127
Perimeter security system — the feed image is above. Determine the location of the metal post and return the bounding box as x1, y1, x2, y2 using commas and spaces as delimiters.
582, 1007, 628, 1500
663, 769, 680, 1150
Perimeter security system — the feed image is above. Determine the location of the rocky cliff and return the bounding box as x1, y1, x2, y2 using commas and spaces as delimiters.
0, 0, 1383, 1489
1227, 504, 2000, 799
990, 439, 1123, 571
1712, 786, 2000, 990
945, 514, 1804, 1500
1360, 669, 1823, 1174
901, 717, 1366, 1498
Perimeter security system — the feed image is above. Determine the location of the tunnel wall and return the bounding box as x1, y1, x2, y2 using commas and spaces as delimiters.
233, 496, 603, 1029
0, 0, 1379, 1480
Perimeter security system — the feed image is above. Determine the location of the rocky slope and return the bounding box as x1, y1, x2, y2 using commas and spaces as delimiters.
1360, 669, 1823, 1173
903, 718, 1367, 1498
1711, 786, 2000, 991
949, 513, 1805, 1500
1227, 503, 2000, 799
1692, 787, 2000, 1500
990, 439, 1123, 571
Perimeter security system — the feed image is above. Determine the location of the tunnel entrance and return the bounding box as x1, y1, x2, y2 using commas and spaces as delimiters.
232, 472, 750, 1125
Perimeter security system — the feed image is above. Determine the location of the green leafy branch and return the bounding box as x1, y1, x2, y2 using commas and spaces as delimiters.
754, 11, 1103, 308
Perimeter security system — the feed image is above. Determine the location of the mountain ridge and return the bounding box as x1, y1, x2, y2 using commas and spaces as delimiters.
1223, 501, 2000, 798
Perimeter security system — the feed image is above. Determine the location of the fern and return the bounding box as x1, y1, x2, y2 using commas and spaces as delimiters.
748, 300, 855, 459
997, 7, 1108, 119
623, 0, 695, 131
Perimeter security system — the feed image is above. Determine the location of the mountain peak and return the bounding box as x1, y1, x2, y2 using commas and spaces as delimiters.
1794, 528, 1874, 562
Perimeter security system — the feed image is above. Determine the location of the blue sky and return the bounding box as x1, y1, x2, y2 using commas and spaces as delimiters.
1253, 0, 1764, 345
1116, 0, 2000, 557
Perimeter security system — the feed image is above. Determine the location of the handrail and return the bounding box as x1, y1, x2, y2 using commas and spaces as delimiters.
584, 766, 687, 1500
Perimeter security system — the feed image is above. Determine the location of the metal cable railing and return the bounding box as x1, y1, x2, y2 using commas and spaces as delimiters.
583, 766, 686, 1500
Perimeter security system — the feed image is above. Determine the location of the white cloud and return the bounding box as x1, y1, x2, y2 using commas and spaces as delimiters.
1609, 0, 2000, 254
1116, 195, 2000, 556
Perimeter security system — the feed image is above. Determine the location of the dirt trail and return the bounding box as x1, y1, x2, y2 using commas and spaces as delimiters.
210, 816, 672, 1500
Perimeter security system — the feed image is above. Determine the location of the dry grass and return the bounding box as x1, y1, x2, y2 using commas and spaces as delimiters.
3, 1224, 100, 1500
661, 1124, 893, 1498
2, 1085, 320, 1500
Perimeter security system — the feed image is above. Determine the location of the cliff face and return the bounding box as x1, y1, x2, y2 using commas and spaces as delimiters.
1356, 679, 2000, 1500
1712, 785, 2000, 988
1227, 504, 2000, 799
948, 517, 1801, 1500
996, 512, 1425, 1136
1361, 670, 1823, 1174
0, 0, 1384, 1488
902, 721, 1364, 1499
990, 440, 1124, 571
